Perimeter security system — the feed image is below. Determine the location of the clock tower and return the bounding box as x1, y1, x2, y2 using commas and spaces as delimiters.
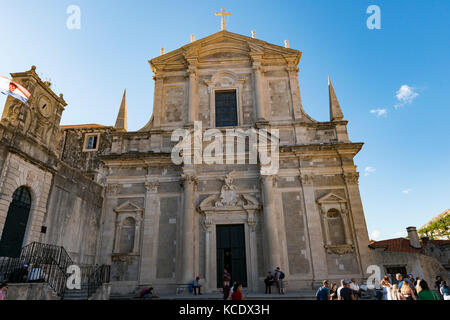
0, 65, 67, 153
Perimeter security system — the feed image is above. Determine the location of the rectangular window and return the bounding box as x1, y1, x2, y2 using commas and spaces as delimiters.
215, 90, 237, 127
87, 136, 97, 149
83, 134, 100, 151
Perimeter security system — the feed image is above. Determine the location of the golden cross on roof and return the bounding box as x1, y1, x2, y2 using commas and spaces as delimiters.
215, 7, 231, 31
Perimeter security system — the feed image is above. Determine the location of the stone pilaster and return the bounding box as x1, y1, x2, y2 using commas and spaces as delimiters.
99, 183, 119, 264
186, 58, 198, 125
299, 172, 328, 281
260, 174, 281, 271
179, 170, 198, 284
286, 62, 303, 121
251, 55, 265, 121
140, 180, 160, 283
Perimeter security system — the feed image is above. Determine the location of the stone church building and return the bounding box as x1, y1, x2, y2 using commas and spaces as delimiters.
0, 29, 374, 296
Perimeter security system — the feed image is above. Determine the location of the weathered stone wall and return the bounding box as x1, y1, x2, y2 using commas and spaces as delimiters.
371, 250, 449, 285
43, 161, 103, 264
0, 152, 53, 245
57, 127, 114, 181
6, 283, 60, 300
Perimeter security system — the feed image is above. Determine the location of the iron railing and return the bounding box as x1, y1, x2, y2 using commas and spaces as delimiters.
0, 242, 73, 297
0, 242, 111, 299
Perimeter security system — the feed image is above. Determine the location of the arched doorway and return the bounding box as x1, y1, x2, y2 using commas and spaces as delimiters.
0, 187, 32, 257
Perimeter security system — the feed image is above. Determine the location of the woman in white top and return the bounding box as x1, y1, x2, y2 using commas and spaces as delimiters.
381, 276, 393, 300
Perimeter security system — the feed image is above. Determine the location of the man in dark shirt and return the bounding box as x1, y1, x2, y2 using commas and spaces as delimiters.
340, 280, 354, 300
264, 272, 274, 294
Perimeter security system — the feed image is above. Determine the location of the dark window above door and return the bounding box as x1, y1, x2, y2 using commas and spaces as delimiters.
215, 90, 237, 127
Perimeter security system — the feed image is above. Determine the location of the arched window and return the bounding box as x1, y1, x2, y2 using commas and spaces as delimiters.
119, 217, 136, 254
0, 186, 32, 257
327, 209, 346, 245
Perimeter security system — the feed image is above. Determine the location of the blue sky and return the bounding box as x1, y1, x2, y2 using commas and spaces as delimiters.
1, 1, 449, 240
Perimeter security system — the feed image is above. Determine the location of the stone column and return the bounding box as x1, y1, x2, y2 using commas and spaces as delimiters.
187, 59, 198, 125
179, 170, 197, 284
251, 56, 265, 121
260, 175, 281, 271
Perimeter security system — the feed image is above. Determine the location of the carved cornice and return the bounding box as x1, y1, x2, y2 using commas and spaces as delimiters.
259, 174, 278, 187
145, 180, 160, 193
181, 173, 198, 184
343, 172, 359, 185
201, 216, 213, 231
106, 183, 120, 196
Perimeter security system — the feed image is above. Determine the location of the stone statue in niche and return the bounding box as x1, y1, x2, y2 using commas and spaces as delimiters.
215, 171, 239, 207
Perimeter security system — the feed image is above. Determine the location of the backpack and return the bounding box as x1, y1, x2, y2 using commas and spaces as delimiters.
279, 271, 285, 280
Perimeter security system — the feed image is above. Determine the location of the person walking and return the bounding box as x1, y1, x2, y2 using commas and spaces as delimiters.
329, 283, 339, 300
400, 280, 416, 300
339, 280, 354, 300
274, 267, 285, 294
193, 276, 202, 295
350, 278, 361, 300
435, 276, 443, 299
381, 275, 393, 300
222, 269, 231, 300
391, 284, 405, 300
417, 280, 440, 300
231, 283, 247, 300
0, 283, 8, 301
316, 280, 330, 300
264, 272, 274, 294
337, 279, 345, 299
439, 281, 450, 300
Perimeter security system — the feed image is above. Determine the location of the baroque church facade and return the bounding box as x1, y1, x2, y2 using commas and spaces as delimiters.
0, 29, 373, 296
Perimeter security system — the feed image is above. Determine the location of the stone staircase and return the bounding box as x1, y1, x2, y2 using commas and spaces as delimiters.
63, 284, 90, 300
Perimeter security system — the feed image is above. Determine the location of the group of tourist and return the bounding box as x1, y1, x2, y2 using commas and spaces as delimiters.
316, 278, 363, 300
380, 274, 449, 300
222, 269, 247, 300
316, 274, 449, 300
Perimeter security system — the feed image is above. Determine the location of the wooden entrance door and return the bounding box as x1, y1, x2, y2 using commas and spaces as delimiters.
216, 224, 247, 288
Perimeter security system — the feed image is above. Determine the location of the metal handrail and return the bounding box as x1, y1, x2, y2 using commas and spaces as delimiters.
0, 242, 73, 297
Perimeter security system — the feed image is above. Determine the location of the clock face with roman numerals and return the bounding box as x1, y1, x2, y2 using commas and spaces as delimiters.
38, 95, 52, 117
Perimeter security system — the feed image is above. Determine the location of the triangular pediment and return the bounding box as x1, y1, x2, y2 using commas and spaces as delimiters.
114, 200, 143, 213
150, 30, 301, 72
317, 192, 347, 204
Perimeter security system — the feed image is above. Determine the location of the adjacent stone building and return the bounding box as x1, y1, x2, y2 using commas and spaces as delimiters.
370, 226, 449, 284
1, 29, 376, 296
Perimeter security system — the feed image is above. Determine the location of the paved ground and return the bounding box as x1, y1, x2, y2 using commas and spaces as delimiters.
141, 291, 317, 300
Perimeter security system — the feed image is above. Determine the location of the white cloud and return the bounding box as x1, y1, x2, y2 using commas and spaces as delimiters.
370, 108, 387, 117
364, 166, 376, 176
371, 230, 381, 240
402, 188, 412, 194
394, 85, 419, 108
